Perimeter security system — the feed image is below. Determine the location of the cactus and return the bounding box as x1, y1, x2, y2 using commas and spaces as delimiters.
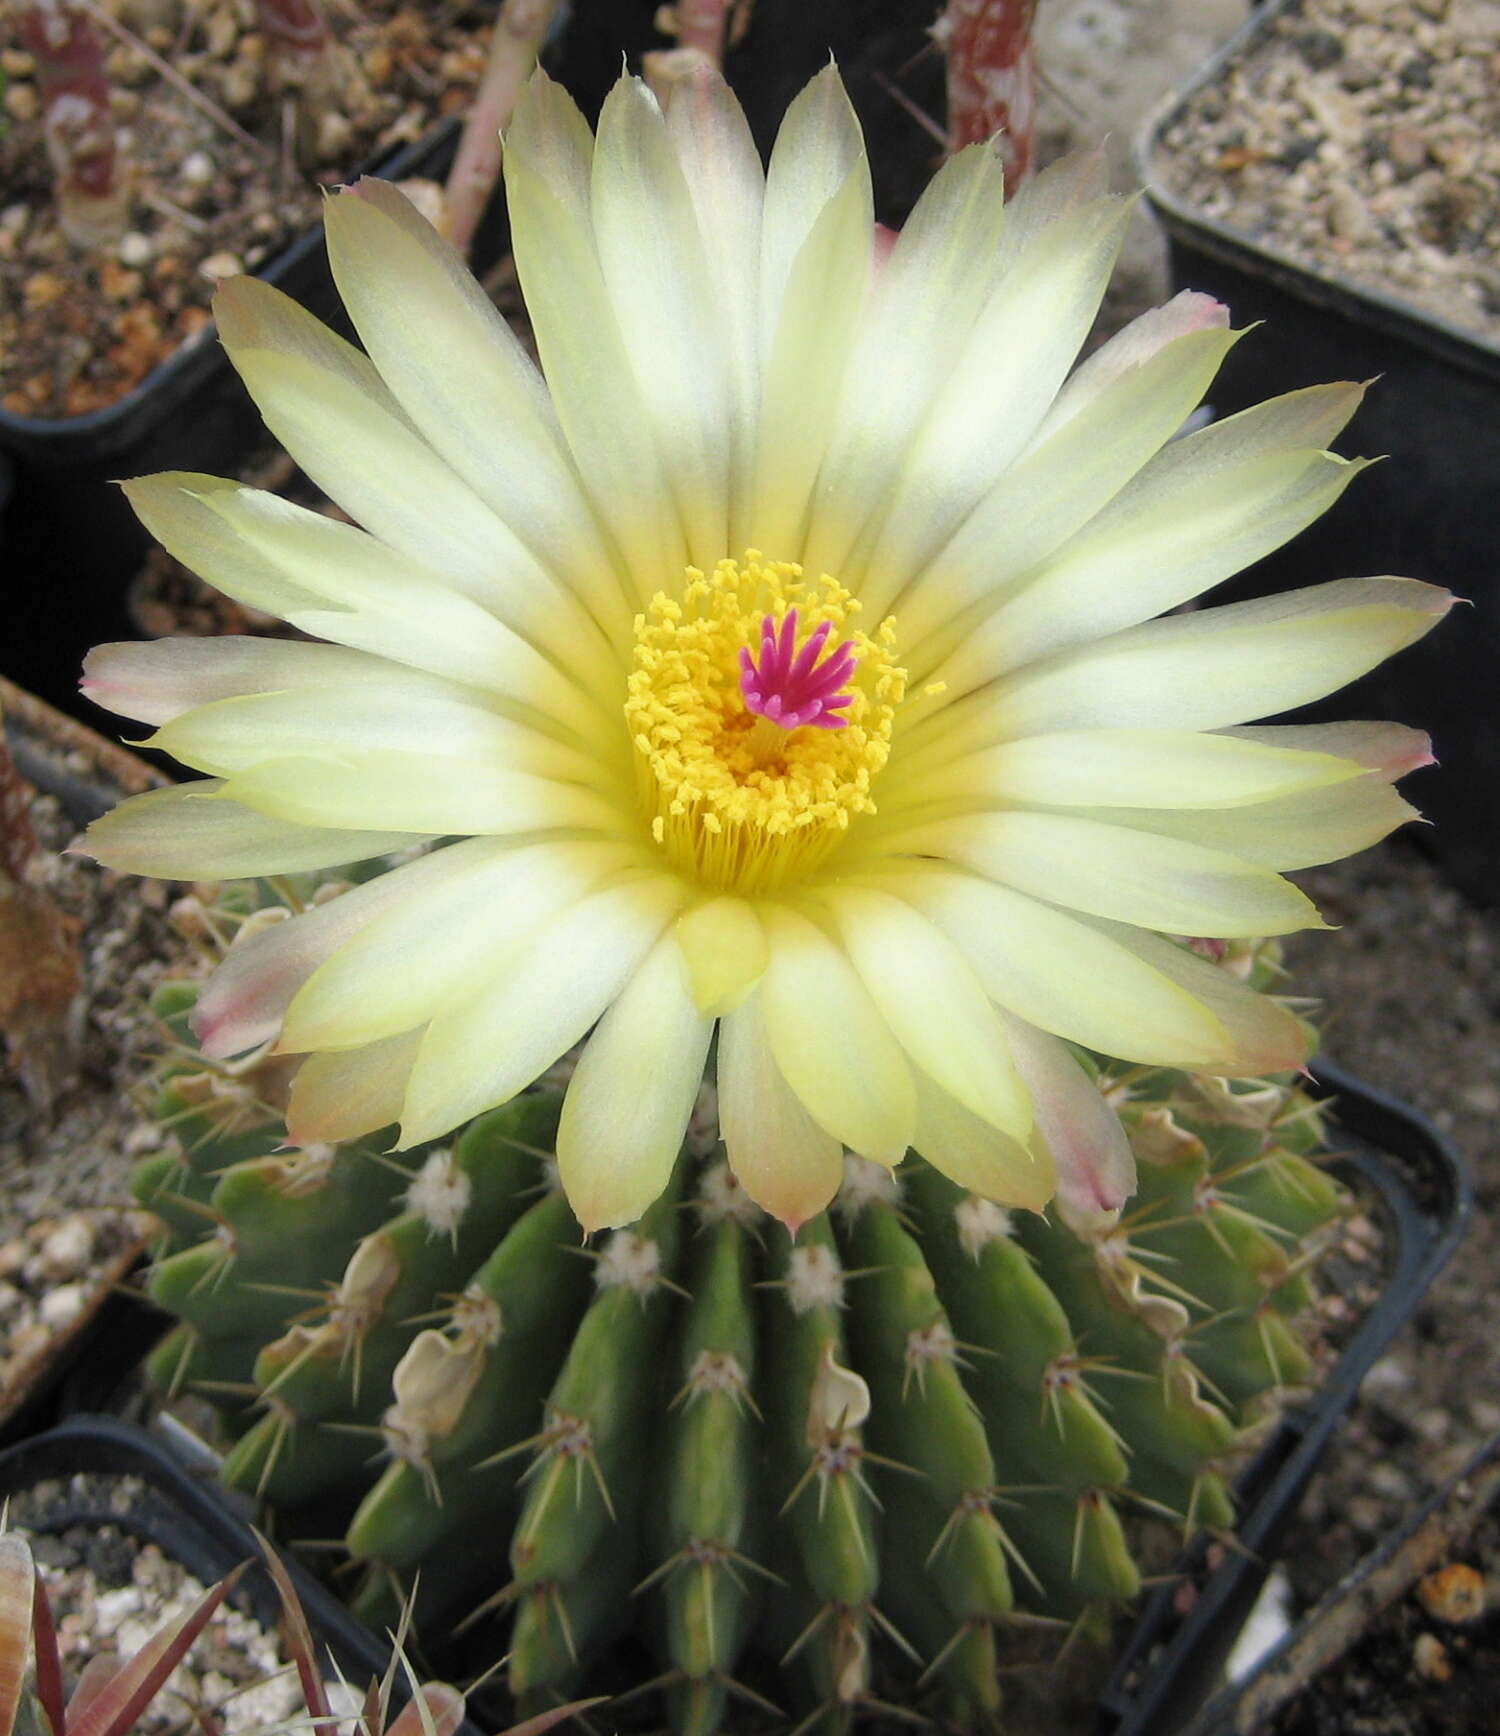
130, 898, 1346, 1732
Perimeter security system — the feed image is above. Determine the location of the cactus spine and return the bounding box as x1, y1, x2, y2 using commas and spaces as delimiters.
133, 919, 1344, 1732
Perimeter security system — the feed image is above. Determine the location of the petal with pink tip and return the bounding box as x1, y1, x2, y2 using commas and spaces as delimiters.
286, 1030, 423, 1147
717, 988, 843, 1233
1036, 288, 1230, 438
193, 837, 517, 1060
1073, 775, 1421, 872
993, 1012, 1136, 1216
78, 782, 425, 880
281, 839, 638, 1054
82, 637, 408, 728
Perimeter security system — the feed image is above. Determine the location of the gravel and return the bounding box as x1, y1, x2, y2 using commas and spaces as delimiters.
1152, 0, 1500, 343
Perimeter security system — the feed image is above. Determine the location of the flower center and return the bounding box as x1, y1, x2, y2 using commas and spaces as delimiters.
625, 553, 905, 895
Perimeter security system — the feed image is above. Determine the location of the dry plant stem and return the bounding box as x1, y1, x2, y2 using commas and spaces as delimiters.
673, 0, 736, 61
14, 0, 130, 247
934, 0, 1040, 180
443, 0, 564, 259
0, 714, 83, 1123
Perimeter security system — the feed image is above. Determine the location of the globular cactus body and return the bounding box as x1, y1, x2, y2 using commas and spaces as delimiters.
133, 948, 1346, 1732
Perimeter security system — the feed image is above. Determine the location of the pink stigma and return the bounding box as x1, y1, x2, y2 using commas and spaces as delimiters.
738, 610, 857, 732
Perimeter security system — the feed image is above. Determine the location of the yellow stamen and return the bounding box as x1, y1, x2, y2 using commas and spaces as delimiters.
625, 553, 905, 895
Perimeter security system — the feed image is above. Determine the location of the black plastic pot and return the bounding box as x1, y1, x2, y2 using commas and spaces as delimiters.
1100, 1058, 1472, 1734
0, 1413, 484, 1734
0, 115, 508, 716
1137, 0, 1500, 907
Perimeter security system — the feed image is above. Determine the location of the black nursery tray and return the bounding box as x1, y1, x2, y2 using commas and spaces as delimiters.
1099, 1058, 1472, 1734
0, 1414, 485, 1736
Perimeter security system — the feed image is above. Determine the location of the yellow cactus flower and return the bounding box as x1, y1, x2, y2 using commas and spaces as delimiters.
81, 66, 1448, 1233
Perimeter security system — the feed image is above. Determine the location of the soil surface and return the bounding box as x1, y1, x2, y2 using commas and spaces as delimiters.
1270, 1488, 1500, 1736
0, 712, 196, 1420
1278, 840, 1500, 1612
1151, 0, 1500, 344
0, 0, 498, 419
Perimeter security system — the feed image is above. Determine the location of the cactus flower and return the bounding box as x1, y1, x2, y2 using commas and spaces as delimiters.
81, 66, 1449, 1234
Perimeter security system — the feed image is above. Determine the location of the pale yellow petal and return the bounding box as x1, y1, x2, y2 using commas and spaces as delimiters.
78, 781, 424, 879
505, 75, 686, 605
323, 179, 627, 636
890, 810, 1324, 938
945, 447, 1369, 689
592, 75, 732, 566
907, 577, 1453, 770
818, 884, 1030, 1138
859, 194, 1132, 615
399, 872, 686, 1145
801, 141, 1008, 583
898, 322, 1242, 662
216, 753, 621, 838
557, 934, 713, 1231
148, 685, 600, 790
717, 987, 843, 1231
759, 905, 915, 1165
1076, 777, 1422, 871
675, 896, 768, 1015
911, 1072, 1055, 1213
286, 1030, 423, 1146
664, 63, 763, 546
886, 867, 1234, 1065
880, 726, 1390, 813
280, 840, 639, 1052
1080, 918, 1312, 1076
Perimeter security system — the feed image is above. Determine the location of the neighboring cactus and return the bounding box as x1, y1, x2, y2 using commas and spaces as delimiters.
130, 908, 1346, 1732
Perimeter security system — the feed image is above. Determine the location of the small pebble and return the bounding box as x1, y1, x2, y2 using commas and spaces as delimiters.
1416, 1562, 1487, 1624
39, 1284, 88, 1330
3, 83, 39, 122
118, 231, 154, 267
1413, 1631, 1452, 1683
38, 1215, 97, 1281
180, 151, 216, 187
198, 250, 244, 280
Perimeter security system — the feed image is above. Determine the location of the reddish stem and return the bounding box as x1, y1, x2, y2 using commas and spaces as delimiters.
253, 0, 330, 54
674, 0, 735, 63
15, 0, 126, 243
935, 0, 1040, 181
444, 0, 562, 260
